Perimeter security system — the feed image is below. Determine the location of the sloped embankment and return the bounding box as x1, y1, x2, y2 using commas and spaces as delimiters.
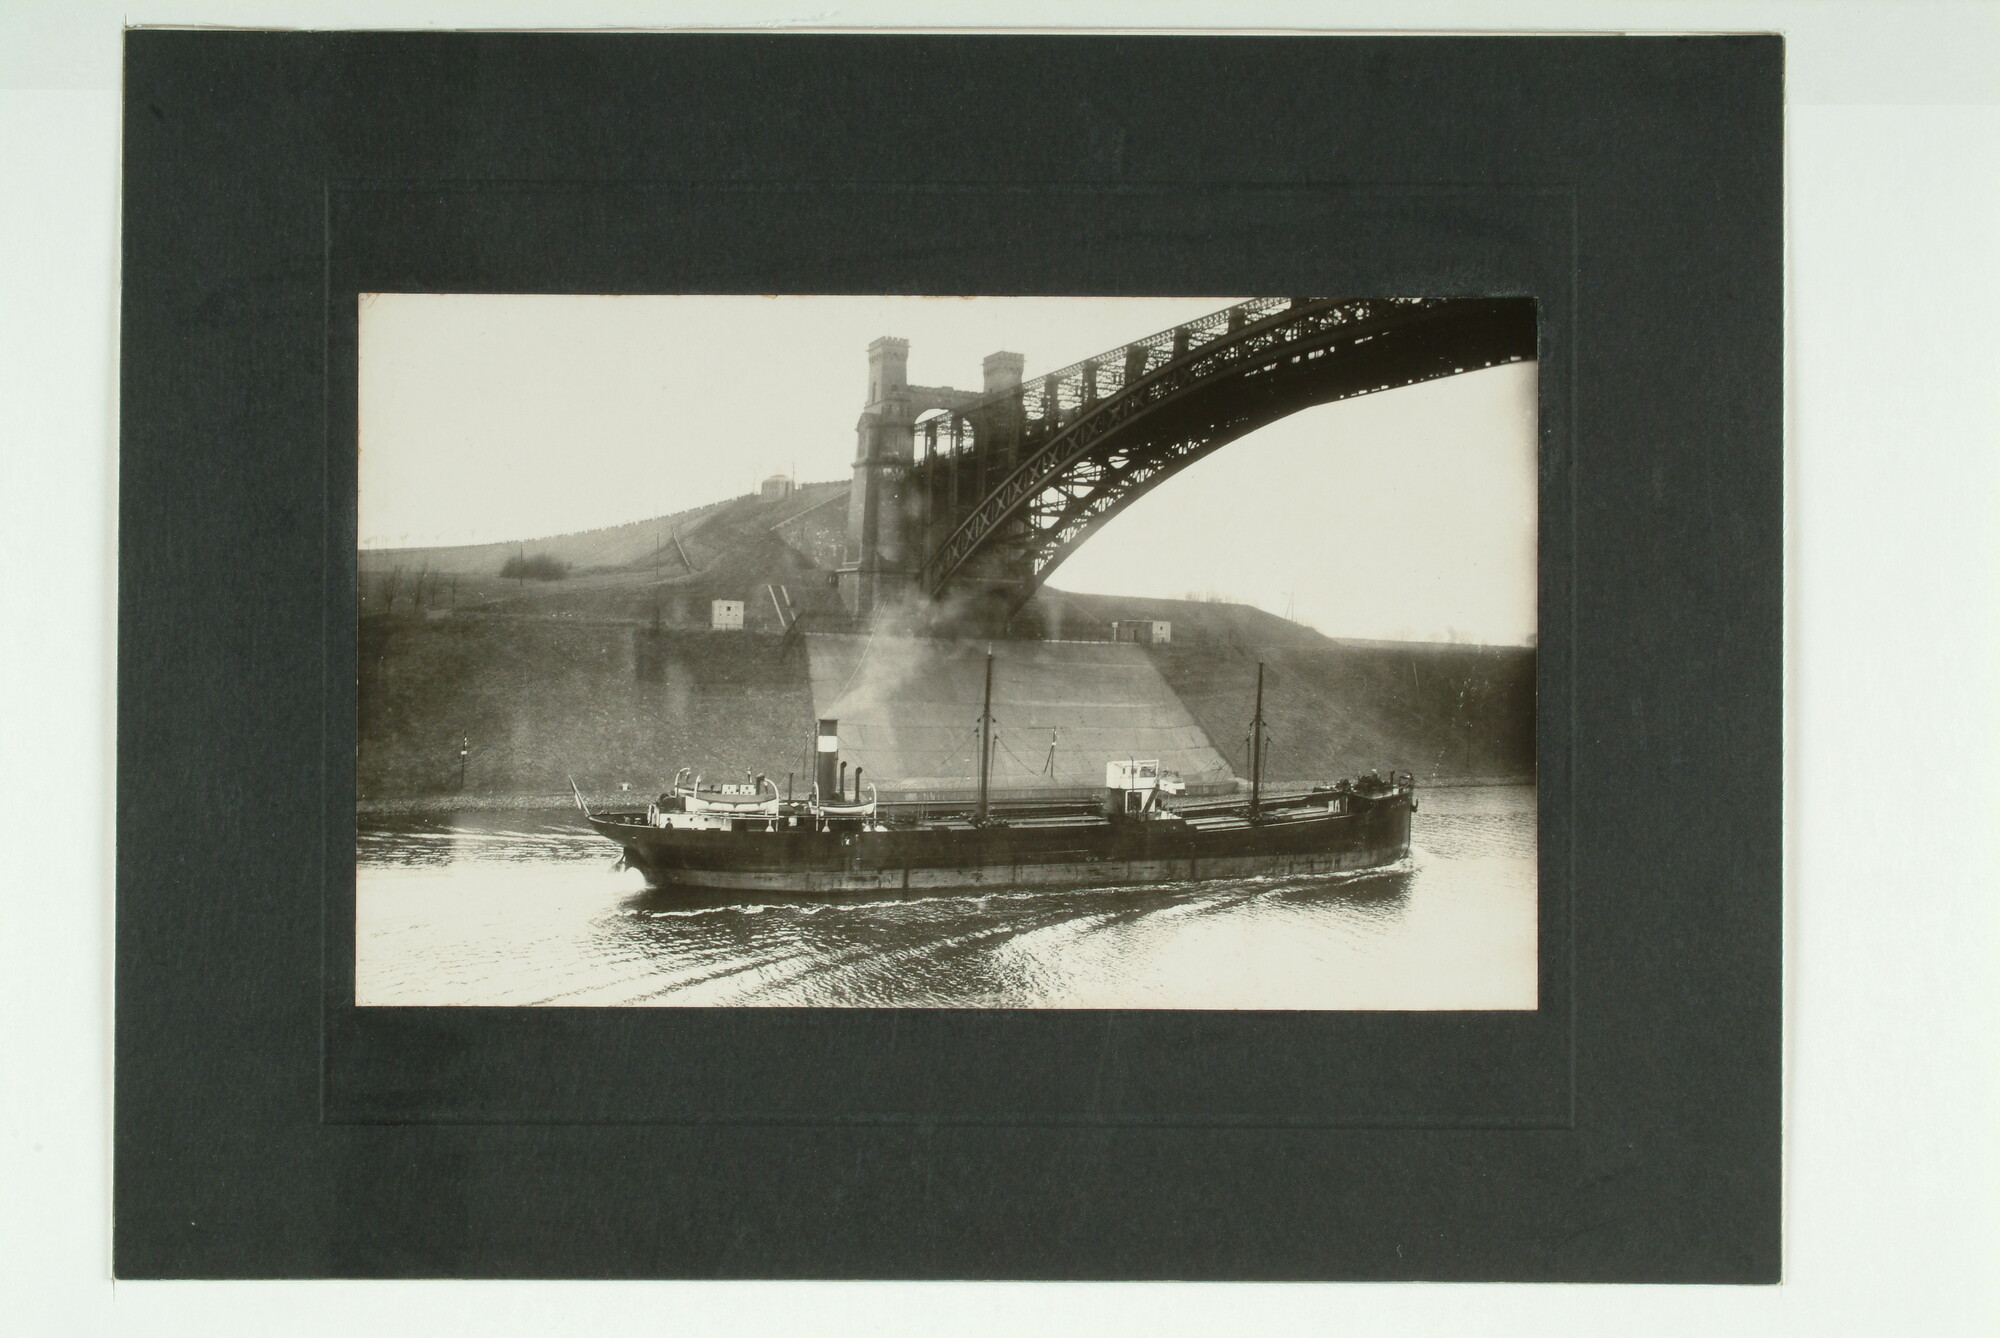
802, 634, 1238, 801
357, 617, 816, 801
357, 613, 1531, 805
1146, 637, 1534, 785
358, 559, 1533, 805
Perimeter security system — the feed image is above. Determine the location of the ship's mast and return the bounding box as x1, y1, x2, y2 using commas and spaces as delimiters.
976, 649, 995, 824
1249, 659, 1266, 820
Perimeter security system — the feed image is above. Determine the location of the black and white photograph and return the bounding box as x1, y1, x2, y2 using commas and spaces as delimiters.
68, 6, 1974, 1309
356, 293, 1540, 1009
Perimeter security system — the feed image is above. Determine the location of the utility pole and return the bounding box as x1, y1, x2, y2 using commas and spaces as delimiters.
652, 519, 664, 630
456, 734, 469, 792
976, 650, 995, 824
1248, 660, 1266, 820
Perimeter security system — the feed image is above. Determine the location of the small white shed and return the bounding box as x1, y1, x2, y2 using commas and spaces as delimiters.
1112, 619, 1172, 645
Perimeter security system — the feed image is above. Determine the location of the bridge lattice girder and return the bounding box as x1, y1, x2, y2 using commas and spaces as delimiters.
909, 296, 1537, 605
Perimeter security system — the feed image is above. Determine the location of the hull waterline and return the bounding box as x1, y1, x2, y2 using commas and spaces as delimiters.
587, 791, 1413, 896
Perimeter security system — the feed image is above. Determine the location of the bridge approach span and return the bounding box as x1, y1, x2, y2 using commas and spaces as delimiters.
900, 296, 1537, 614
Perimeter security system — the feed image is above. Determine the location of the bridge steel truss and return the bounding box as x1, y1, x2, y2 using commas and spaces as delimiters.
909, 295, 1538, 607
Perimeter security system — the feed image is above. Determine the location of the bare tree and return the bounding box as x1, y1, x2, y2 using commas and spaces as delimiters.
377, 565, 405, 614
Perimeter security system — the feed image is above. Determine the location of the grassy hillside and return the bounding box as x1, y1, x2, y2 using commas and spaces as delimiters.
357, 482, 853, 628
359, 481, 848, 578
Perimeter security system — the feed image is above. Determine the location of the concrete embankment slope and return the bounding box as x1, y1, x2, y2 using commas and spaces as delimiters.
803, 635, 1238, 801
1029, 590, 1535, 786
356, 612, 1531, 809
1147, 638, 1535, 785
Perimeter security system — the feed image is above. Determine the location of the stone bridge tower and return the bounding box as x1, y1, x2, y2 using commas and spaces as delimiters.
836, 338, 915, 617
838, 337, 1017, 618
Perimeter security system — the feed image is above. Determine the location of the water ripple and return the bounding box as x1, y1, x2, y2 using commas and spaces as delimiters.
354, 786, 1538, 1009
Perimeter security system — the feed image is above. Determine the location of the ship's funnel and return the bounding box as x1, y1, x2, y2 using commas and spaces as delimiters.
815, 719, 839, 801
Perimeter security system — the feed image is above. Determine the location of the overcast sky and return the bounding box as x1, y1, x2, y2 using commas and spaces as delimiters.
360, 294, 1536, 645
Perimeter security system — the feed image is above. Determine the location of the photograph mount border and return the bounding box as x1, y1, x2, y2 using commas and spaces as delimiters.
117, 31, 1779, 1282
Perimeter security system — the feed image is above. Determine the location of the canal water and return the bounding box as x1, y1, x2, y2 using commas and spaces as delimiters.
355, 784, 1537, 1010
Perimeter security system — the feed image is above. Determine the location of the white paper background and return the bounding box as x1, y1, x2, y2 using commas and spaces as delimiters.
3, 3, 1995, 1334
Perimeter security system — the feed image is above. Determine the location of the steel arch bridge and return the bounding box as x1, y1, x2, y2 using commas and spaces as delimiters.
903, 295, 1537, 612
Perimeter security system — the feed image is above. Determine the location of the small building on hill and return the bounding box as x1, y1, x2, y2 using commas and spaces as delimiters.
1112, 619, 1172, 645
759, 473, 795, 500
710, 599, 745, 630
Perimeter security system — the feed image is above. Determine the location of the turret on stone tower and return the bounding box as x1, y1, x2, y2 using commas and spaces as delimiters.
982, 351, 1025, 396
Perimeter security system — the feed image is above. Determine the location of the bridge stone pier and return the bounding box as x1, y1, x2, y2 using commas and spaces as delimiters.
837, 337, 1018, 620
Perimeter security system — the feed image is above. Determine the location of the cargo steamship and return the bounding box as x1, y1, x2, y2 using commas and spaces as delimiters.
582, 657, 1413, 895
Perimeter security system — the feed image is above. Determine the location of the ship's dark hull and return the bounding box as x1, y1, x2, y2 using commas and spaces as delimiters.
587, 793, 1412, 894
